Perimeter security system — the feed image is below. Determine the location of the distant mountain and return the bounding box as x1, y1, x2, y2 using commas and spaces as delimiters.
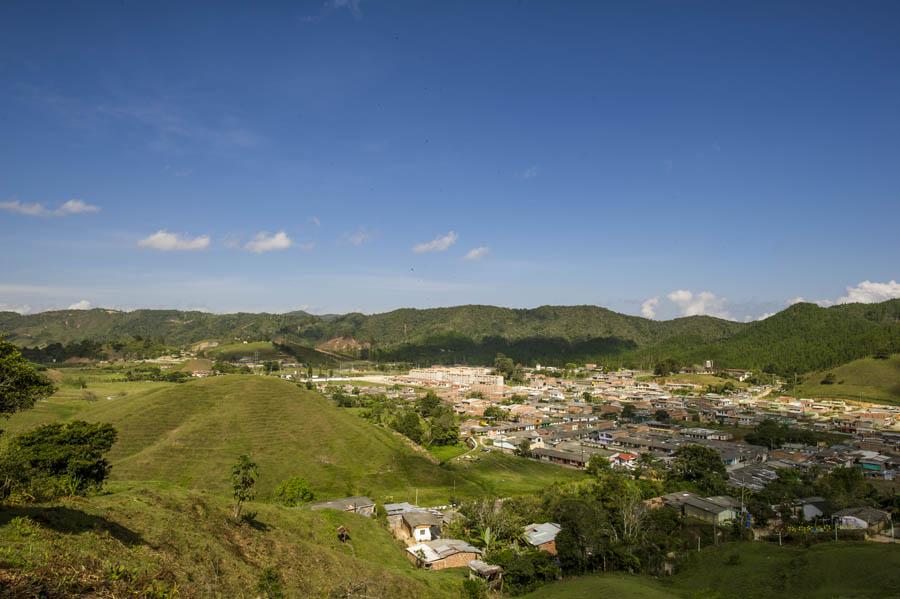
2, 300, 898, 374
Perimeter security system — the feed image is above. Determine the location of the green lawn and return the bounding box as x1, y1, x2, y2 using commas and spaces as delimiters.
795, 354, 900, 405
524, 572, 675, 598
525, 541, 900, 599
427, 442, 469, 463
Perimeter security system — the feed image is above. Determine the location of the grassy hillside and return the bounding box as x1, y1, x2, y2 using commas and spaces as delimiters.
0, 485, 463, 598
794, 354, 900, 405
524, 541, 900, 599
0, 376, 584, 505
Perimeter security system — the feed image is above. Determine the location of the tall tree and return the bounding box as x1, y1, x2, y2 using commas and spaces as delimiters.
0, 340, 55, 427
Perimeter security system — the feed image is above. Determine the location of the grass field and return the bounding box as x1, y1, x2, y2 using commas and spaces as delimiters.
795, 354, 900, 405
0, 375, 584, 505
657, 373, 750, 389
203, 341, 285, 361
0, 485, 464, 597
427, 442, 469, 463
524, 541, 900, 599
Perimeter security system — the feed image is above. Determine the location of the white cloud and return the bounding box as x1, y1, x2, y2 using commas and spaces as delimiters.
788, 297, 806, 305
521, 165, 539, 180
67, 299, 92, 310
666, 289, 732, 319
245, 231, 292, 253
463, 246, 490, 261
837, 280, 900, 304
56, 199, 101, 215
0, 303, 32, 314
413, 231, 458, 253
756, 311, 776, 321
138, 230, 211, 251
640, 297, 659, 319
347, 229, 372, 246
0, 199, 100, 217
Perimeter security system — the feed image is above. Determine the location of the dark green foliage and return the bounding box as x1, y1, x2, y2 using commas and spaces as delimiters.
460, 577, 488, 599
667, 445, 726, 495
391, 410, 424, 445
0, 420, 117, 501
124, 365, 191, 383
744, 419, 841, 449
484, 547, 559, 594
0, 339, 56, 421
493, 353, 525, 383
654, 357, 680, 376
274, 476, 315, 506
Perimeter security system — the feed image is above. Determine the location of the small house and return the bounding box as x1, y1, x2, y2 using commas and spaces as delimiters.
310, 496, 375, 517
406, 539, 482, 570
523, 522, 561, 555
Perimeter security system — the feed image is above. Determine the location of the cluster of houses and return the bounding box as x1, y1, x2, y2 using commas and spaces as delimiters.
308, 495, 563, 583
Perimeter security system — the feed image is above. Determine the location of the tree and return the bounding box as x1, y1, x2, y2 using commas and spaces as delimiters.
515, 438, 532, 458
275, 476, 315, 506
667, 444, 726, 495
0, 340, 55, 425
653, 409, 670, 422
231, 454, 258, 520
0, 420, 117, 501
483, 405, 505, 420
429, 410, 460, 446
620, 404, 637, 421
416, 391, 442, 418
392, 410, 424, 444
654, 358, 679, 376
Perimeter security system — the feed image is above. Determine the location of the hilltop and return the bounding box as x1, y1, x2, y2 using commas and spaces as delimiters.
2, 299, 899, 374
0, 375, 584, 505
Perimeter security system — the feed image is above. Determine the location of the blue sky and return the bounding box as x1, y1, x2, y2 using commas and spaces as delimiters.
2, 1, 899, 319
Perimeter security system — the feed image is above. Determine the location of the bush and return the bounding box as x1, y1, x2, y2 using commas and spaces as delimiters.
256, 567, 285, 598
274, 476, 315, 506
0, 420, 117, 502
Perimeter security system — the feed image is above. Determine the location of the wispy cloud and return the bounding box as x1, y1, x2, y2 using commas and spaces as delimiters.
0, 198, 100, 217
328, 0, 362, 19
345, 228, 372, 246
67, 299, 92, 310
413, 231, 458, 253
298, 241, 316, 251
521, 165, 540, 180
640, 297, 659, 319
310, 216, 321, 227
138, 230, 211, 251
463, 246, 490, 261
245, 231, 293, 253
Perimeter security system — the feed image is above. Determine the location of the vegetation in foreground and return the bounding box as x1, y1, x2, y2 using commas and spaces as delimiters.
523, 541, 900, 599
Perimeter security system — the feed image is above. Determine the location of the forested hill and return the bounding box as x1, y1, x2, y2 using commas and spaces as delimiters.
1, 300, 898, 374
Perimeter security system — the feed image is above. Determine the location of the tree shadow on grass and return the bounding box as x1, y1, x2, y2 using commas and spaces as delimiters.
0, 505, 145, 546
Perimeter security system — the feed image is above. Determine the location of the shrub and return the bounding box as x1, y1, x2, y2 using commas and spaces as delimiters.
256, 567, 285, 599
274, 476, 315, 507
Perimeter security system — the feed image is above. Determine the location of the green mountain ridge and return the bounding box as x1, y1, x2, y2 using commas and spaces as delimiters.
2, 300, 899, 374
